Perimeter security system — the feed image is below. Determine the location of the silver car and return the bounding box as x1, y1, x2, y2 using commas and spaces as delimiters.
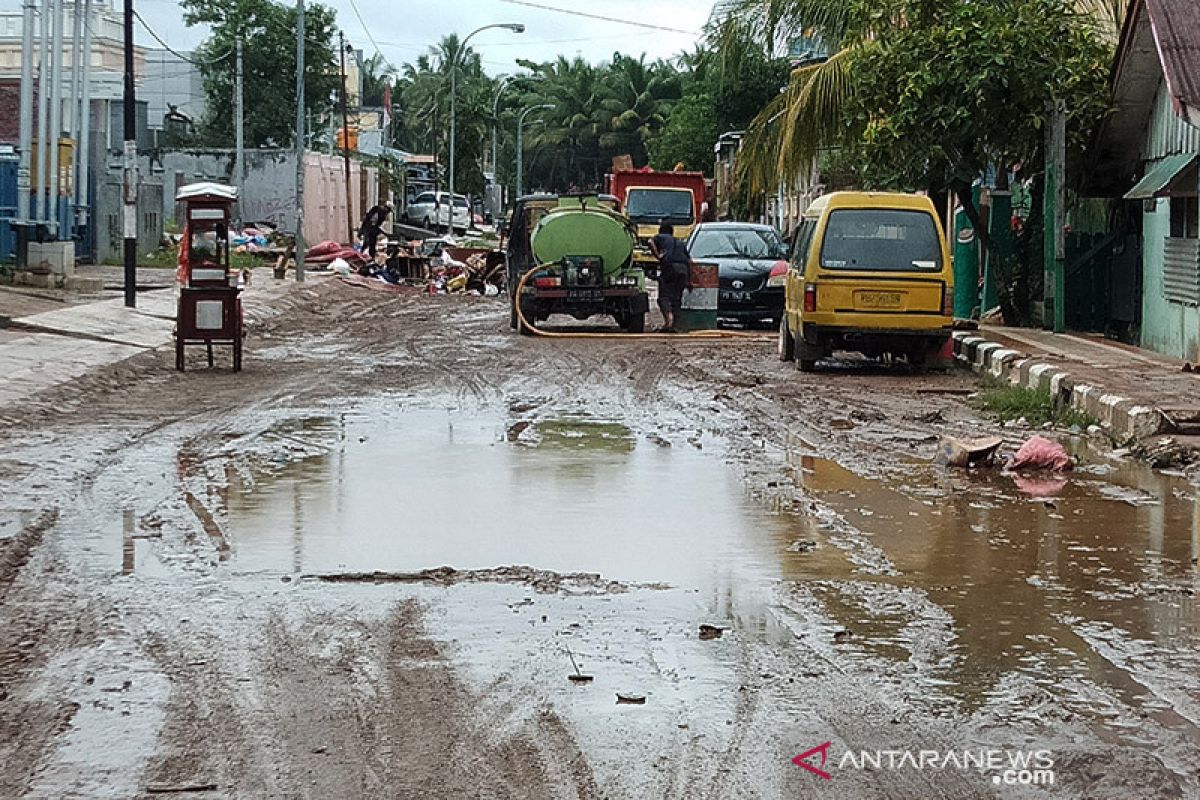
404, 191, 471, 234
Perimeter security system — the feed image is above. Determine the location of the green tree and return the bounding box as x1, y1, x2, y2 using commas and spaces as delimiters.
647, 91, 717, 173
597, 54, 681, 165
359, 52, 395, 108
513, 56, 608, 191
181, 0, 341, 148
843, 0, 1110, 322
393, 35, 496, 196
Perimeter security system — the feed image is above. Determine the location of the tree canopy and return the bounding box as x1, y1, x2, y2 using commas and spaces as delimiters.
181, 0, 341, 149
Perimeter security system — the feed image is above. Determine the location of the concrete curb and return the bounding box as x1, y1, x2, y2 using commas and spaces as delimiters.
953, 331, 1165, 443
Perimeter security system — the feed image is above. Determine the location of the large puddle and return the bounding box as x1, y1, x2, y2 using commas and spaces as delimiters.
141, 401, 1200, 721
208, 406, 821, 635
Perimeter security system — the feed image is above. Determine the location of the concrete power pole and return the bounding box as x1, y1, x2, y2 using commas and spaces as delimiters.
337, 31, 353, 245
76, 0, 92, 241
48, 0, 62, 235
122, 0, 137, 307
35, 0, 49, 225
69, 0, 81, 231
16, 0, 35, 228
294, 0, 305, 282
235, 37, 244, 203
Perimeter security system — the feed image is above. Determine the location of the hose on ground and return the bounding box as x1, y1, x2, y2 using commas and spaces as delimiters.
513, 266, 775, 341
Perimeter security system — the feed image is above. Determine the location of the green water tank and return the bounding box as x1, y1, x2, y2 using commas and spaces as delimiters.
531, 198, 635, 275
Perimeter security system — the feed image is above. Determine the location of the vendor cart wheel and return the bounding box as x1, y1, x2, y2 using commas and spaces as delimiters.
233, 336, 243, 373
623, 312, 646, 334
175, 336, 185, 372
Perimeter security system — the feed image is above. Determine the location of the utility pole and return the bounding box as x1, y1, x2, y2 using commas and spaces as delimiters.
77, 0, 92, 243
338, 31, 353, 244
35, 0, 49, 225
122, 0, 137, 307
69, 0, 81, 233
235, 37, 244, 202
1043, 99, 1067, 333
48, 0, 62, 234
16, 0, 35, 229
293, 0, 305, 281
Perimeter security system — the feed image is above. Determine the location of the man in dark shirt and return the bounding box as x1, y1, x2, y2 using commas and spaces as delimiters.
360, 202, 392, 257
648, 223, 692, 333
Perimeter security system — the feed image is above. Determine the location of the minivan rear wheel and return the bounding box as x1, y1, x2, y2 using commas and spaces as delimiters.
777, 316, 795, 362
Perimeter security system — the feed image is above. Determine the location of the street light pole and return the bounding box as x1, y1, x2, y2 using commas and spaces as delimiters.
449, 22, 523, 204
516, 103, 551, 199
490, 75, 513, 177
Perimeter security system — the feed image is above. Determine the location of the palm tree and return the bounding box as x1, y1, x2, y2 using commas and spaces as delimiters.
597, 54, 681, 165
359, 52, 396, 108
516, 57, 609, 190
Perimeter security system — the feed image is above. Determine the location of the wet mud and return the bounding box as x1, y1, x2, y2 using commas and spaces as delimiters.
0, 280, 1196, 798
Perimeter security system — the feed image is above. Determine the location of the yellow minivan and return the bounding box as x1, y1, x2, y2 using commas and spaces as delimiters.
778, 191, 954, 372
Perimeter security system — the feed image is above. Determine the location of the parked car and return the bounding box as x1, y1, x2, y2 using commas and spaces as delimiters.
778, 191, 954, 372
403, 191, 471, 234
687, 222, 789, 326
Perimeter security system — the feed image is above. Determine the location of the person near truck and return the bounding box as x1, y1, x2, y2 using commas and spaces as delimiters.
649, 222, 693, 333
359, 202, 392, 258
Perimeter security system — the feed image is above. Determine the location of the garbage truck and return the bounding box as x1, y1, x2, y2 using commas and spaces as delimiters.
507, 194, 650, 334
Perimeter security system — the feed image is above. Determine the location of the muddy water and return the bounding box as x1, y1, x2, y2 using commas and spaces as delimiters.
166, 402, 1200, 734
788, 448, 1200, 720
215, 406, 820, 630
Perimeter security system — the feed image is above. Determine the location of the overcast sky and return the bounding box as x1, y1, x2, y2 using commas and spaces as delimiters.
45, 0, 713, 72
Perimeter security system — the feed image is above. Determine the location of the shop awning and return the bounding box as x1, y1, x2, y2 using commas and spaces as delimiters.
1124, 153, 1198, 199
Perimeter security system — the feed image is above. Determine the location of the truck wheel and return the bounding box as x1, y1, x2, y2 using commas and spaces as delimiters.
778, 316, 795, 361
517, 301, 538, 336
624, 312, 646, 334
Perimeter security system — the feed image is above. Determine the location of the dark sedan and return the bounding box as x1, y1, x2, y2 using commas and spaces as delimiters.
686, 223, 789, 326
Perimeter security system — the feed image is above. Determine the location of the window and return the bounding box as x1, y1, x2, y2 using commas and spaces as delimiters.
413, 193, 433, 205
625, 189, 694, 225
792, 219, 817, 267
690, 227, 787, 260
819, 210, 942, 272
1170, 196, 1199, 239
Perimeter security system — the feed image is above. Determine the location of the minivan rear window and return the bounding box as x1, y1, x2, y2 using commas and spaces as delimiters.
820, 210, 942, 272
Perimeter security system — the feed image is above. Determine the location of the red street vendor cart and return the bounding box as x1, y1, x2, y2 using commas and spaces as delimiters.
174, 182, 244, 372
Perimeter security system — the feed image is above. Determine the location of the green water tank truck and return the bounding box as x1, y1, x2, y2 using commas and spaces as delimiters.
508, 195, 650, 334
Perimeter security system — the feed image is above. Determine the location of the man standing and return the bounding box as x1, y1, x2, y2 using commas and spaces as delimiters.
359, 201, 392, 258
649, 222, 692, 333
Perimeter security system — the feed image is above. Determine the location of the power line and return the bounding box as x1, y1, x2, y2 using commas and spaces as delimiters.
133, 9, 231, 66
497, 0, 699, 36
344, 0, 394, 73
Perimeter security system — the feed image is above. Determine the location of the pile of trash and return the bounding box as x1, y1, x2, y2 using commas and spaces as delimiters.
233, 222, 290, 254
936, 434, 1074, 471
426, 247, 505, 296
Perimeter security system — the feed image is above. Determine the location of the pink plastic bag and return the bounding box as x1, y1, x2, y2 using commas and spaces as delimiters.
1008, 436, 1073, 471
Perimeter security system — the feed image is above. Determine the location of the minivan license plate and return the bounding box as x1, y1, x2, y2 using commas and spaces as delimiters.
857, 291, 903, 309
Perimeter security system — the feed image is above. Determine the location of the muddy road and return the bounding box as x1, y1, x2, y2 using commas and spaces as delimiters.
0, 280, 1197, 799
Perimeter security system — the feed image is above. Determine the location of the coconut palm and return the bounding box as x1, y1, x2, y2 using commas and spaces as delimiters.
596, 54, 681, 164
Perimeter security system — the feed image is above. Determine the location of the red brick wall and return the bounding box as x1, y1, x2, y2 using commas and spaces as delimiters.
0, 79, 35, 145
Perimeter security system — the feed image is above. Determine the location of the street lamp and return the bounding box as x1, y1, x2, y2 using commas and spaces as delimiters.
516, 104, 552, 199
449, 23, 524, 204
491, 73, 542, 176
